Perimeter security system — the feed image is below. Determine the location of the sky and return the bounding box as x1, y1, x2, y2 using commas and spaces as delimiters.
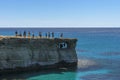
0, 0, 120, 28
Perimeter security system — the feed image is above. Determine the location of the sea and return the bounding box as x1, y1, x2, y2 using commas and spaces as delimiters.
0, 28, 120, 80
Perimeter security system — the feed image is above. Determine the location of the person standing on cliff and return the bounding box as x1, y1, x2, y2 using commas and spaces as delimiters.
48, 32, 50, 38
45, 33, 47, 38
23, 31, 26, 38
39, 32, 42, 38
19, 32, 22, 37
60, 33, 63, 38
15, 31, 18, 37
28, 31, 31, 38
32, 32, 34, 38
52, 32, 54, 38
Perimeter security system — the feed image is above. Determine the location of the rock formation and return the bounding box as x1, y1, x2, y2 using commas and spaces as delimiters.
0, 37, 77, 73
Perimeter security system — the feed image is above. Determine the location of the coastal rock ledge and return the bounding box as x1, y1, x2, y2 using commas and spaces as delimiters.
0, 37, 77, 73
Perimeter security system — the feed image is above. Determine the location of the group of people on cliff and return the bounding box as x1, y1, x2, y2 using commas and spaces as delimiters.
15, 31, 63, 38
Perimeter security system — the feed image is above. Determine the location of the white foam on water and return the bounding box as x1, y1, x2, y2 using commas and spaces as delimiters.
77, 59, 97, 69
76, 59, 111, 80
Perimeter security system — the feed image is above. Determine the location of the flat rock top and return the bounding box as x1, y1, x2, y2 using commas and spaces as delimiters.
0, 35, 77, 40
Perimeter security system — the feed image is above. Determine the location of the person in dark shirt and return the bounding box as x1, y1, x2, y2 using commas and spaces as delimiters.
60, 33, 63, 38
39, 32, 42, 38
23, 31, 26, 38
52, 32, 54, 38
45, 33, 47, 38
48, 32, 50, 38
15, 31, 18, 37
32, 33, 34, 38
19, 32, 22, 37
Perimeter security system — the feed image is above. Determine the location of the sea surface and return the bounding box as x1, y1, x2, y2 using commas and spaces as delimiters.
0, 28, 120, 80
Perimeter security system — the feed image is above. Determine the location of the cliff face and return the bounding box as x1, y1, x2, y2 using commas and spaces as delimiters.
0, 37, 77, 72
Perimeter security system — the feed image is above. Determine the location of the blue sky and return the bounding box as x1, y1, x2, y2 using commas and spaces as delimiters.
0, 0, 120, 27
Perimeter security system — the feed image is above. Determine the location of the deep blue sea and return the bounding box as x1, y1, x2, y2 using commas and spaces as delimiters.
0, 28, 120, 80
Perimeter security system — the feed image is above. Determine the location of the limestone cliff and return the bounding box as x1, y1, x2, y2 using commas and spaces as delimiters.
0, 37, 77, 73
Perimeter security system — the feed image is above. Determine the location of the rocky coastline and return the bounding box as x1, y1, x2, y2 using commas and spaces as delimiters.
0, 36, 78, 74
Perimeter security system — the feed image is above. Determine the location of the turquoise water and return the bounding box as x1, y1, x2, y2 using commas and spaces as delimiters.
28, 72, 76, 80
0, 28, 120, 80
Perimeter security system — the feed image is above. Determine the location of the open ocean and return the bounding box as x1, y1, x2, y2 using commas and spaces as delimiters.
0, 28, 120, 80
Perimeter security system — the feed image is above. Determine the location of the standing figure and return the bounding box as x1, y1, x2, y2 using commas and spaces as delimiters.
48, 32, 50, 38
32, 33, 34, 38
28, 31, 31, 38
15, 31, 18, 37
52, 32, 54, 38
19, 32, 22, 37
60, 33, 63, 38
45, 33, 47, 38
39, 32, 42, 38
23, 31, 26, 38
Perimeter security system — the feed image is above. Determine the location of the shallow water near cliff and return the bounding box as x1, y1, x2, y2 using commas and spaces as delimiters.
0, 28, 120, 80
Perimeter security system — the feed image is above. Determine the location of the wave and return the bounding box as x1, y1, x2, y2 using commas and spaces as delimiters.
77, 59, 98, 69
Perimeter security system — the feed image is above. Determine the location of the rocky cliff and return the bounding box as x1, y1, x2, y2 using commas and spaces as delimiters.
0, 37, 77, 73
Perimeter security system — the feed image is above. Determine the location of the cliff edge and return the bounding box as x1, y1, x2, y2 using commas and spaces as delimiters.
0, 37, 77, 73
